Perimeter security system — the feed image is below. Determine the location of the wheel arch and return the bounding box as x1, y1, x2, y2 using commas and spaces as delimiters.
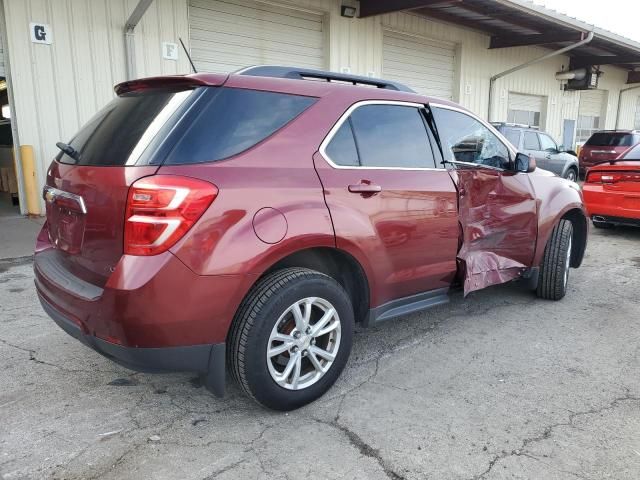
562, 208, 588, 268
228, 247, 371, 342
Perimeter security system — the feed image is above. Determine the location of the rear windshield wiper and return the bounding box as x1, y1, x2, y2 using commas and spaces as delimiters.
56, 142, 80, 163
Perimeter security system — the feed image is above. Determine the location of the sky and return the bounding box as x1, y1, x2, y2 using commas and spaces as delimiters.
532, 0, 640, 43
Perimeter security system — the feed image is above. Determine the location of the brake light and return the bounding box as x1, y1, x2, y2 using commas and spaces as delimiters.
586, 171, 640, 184
124, 175, 218, 256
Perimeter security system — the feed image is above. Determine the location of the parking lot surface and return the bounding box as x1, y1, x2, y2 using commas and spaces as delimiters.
1, 225, 639, 480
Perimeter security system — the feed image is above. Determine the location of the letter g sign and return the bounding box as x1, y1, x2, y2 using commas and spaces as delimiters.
30, 23, 53, 45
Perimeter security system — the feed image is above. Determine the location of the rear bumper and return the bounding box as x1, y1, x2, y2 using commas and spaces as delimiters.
39, 293, 226, 395
583, 186, 640, 223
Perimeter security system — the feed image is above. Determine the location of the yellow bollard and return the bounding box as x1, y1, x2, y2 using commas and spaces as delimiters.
19, 145, 41, 216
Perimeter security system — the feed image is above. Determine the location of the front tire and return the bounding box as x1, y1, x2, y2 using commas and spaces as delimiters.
536, 219, 573, 301
228, 268, 354, 411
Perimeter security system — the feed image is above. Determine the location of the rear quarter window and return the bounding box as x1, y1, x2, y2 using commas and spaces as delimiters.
164, 88, 316, 165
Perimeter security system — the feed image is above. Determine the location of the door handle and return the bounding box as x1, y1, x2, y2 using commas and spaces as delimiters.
348, 183, 382, 195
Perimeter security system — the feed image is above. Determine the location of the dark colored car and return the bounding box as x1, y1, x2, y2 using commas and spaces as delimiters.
579, 130, 640, 178
35, 67, 588, 410
583, 143, 640, 228
492, 123, 579, 182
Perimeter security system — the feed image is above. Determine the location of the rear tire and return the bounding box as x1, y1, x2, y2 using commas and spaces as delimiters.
228, 268, 354, 411
536, 219, 573, 301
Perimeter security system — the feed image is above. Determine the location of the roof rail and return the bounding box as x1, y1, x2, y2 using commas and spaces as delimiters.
491, 122, 540, 130
235, 65, 416, 93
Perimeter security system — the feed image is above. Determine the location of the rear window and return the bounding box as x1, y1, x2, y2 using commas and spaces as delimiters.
164, 88, 316, 165
586, 132, 637, 147
58, 89, 194, 166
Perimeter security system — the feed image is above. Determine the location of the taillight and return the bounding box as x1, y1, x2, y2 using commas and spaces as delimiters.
124, 175, 218, 256
586, 171, 640, 184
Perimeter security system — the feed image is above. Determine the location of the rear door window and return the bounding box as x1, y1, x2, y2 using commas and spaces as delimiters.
503, 128, 521, 148
325, 120, 360, 167
165, 88, 316, 165
523, 131, 541, 150
348, 104, 436, 168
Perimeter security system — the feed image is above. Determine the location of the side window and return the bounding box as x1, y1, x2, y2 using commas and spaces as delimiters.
432, 107, 510, 169
538, 134, 557, 151
325, 120, 360, 167
165, 88, 316, 165
503, 128, 522, 149
349, 104, 436, 168
523, 131, 541, 150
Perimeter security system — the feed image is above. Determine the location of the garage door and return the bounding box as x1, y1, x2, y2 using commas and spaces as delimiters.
577, 90, 606, 142
579, 90, 606, 118
189, 0, 326, 74
507, 93, 545, 127
382, 31, 455, 99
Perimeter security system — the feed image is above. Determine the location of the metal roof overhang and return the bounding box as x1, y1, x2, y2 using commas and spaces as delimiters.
359, 0, 640, 83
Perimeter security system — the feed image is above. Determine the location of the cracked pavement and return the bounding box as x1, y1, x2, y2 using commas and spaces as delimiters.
1, 225, 639, 480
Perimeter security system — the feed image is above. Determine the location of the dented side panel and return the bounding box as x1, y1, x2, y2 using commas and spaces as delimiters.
450, 167, 538, 295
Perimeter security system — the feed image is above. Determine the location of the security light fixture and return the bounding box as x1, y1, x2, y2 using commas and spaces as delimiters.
341, 5, 356, 18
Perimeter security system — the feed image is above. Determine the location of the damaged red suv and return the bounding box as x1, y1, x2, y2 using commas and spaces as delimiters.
35, 67, 588, 410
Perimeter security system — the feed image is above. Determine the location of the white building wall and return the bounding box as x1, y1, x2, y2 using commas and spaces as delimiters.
2, 0, 191, 203
2, 0, 638, 202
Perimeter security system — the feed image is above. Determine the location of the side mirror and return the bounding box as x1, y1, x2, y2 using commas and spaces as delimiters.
558, 145, 566, 152
515, 153, 536, 173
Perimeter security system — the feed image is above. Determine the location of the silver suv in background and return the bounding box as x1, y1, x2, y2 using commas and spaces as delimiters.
492, 123, 579, 182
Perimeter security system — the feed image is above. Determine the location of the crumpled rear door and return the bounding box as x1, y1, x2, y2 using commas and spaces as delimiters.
449, 166, 538, 295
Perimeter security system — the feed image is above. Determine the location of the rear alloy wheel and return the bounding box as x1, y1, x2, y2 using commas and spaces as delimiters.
228, 268, 354, 411
536, 219, 573, 300
565, 168, 578, 182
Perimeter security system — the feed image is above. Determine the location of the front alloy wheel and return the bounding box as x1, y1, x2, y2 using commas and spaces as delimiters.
229, 268, 354, 410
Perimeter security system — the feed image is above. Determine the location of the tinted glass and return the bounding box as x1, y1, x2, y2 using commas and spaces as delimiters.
503, 128, 521, 148
349, 105, 435, 168
433, 108, 510, 169
325, 120, 359, 167
523, 131, 540, 150
586, 132, 636, 147
539, 134, 557, 151
58, 90, 193, 166
166, 88, 316, 165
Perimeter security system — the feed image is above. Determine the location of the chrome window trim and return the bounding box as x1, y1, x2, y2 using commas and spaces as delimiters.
429, 102, 518, 172
318, 100, 442, 172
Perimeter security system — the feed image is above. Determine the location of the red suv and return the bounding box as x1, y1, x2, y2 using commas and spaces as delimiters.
579, 130, 640, 178
35, 67, 588, 410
